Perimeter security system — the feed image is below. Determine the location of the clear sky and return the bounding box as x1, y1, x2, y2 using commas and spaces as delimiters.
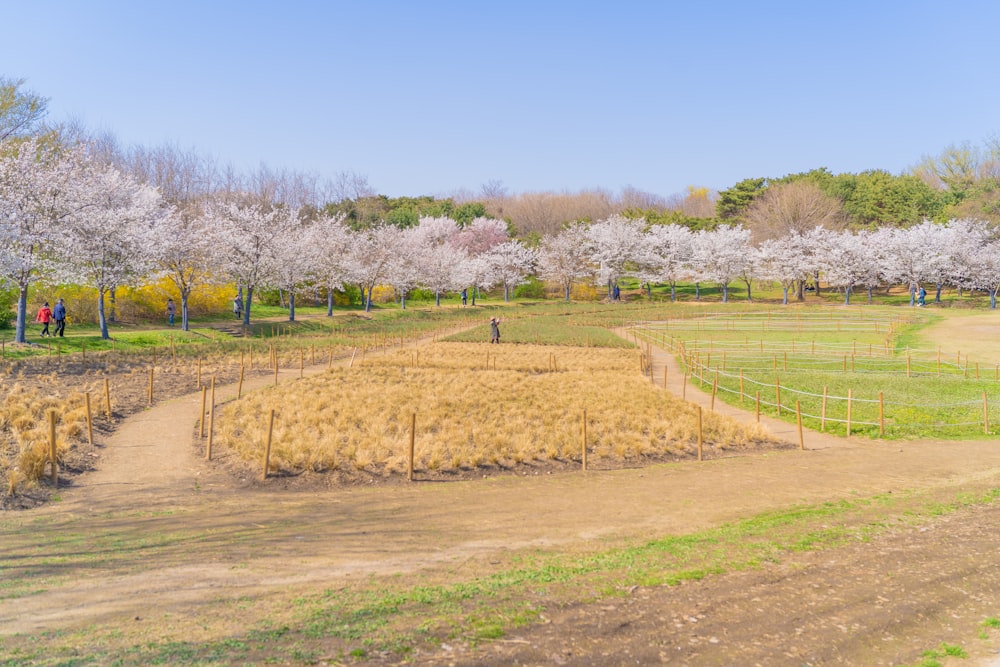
3, 0, 998, 200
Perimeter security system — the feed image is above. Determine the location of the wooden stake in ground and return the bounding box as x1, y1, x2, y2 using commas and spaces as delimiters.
104, 378, 112, 420
796, 400, 805, 450
879, 391, 884, 436
407, 412, 416, 481
199, 386, 207, 438
49, 410, 58, 487
581, 408, 588, 471
846, 388, 853, 437
262, 409, 275, 481
197, 357, 202, 389
697, 406, 704, 461
206, 377, 216, 460
238, 364, 245, 399
984, 391, 990, 435
148, 367, 154, 406
85, 392, 93, 445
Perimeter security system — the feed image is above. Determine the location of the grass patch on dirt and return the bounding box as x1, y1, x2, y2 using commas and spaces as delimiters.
3, 485, 997, 665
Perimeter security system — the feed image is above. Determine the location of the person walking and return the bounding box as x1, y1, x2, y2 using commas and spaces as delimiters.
52, 298, 67, 337
35, 301, 53, 337
461, 289, 468, 306
233, 295, 243, 320
166, 298, 176, 326
917, 286, 927, 307
489, 317, 501, 344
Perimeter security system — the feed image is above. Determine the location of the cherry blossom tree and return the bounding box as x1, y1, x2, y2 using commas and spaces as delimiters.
691, 225, 752, 303
885, 220, 949, 306
816, 230, 878, 305
484, 240, 537, 301
57, 164, 165, 339
147, 204, 219, 330
211, 198, 298, 326
349, 223, 400, 311
266, 211, 315, 321
386, 226, 423, 309
410, 216, 468, 306
537, 222, 593, 301
586, 214, 646, 298
307, 213, 352, 316
0, 138, 88, 343
638, 224, 693, 302
758, 236, 810, 305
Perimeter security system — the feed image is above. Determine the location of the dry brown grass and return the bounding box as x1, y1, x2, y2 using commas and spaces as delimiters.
1, 384, 90, 493
217, 343, 773, 477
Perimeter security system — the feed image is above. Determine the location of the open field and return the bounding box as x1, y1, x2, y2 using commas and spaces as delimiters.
632, 309, 1000, 439
3, 303, 1000, 665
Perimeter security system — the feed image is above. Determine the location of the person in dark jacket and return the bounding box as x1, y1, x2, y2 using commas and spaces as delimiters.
53, 298, 67, 337
489, 317, 501, 344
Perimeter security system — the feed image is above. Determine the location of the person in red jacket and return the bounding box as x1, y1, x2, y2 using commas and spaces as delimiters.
35, 302, 53, 337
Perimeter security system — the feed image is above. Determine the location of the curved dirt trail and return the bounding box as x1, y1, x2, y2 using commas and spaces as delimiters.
6, 329, 1000, 662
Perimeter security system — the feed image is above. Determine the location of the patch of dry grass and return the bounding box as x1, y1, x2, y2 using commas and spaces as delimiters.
1, 384, 90, 494
217, 343, 773, 477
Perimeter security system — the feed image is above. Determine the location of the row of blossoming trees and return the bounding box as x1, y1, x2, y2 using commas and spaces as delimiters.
5, 136, 1000, 346
541, 216, 1000, 308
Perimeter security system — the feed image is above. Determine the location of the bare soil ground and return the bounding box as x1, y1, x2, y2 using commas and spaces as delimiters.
4, 318, 1000, 665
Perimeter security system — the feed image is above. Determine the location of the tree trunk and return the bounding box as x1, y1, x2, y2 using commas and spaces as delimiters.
288, 291, 295, 321
844, 286, 851, 306
435, 291, 441, 307
15, 285, 28, 344
935, 283, 942, 303
782, 286, 789, 305
98, 289, 110, 340
909, 283, 916, 307
669, 282, 676, 302
564, 282, 571, 302
743, 280, 752, 302
243, 287, 253, 326
721, 283, 729, 303
796, 280, 805, 301
181, 292, 190, 331
109, 288, 117, 323
327, 289, 334, 316
695, 282, 701, 301
814, 271, 821, 297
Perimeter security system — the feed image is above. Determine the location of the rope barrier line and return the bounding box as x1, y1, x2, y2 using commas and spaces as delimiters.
630, 321, 995, 435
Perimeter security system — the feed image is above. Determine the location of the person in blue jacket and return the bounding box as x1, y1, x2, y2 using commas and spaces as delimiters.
53, 298, 67, 337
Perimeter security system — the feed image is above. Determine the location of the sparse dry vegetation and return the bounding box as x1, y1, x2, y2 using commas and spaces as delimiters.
217, 342, 775, 478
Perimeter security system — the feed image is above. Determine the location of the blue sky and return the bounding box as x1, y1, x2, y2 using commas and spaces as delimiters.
3, 1, 998, 200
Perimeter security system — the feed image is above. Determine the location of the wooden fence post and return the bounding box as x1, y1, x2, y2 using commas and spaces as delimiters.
206, 377, 216, 460
984, 391, 990, 435
697, 406, 703, 461
262, 409, 275, 481
796, 400, 804, 451
879, 391, 884, 436
199, 386, 207, 438
581, 408, 588, 471
846, 388, 853, 437
49, 410, 58, 487
821, 386, 828, 431
85, 392, 93, 445
408, 412, 416, 481
104, 378, 112, 420
775, 377, 781, 416
148, 367, 154, 406
711, 374, 718, 411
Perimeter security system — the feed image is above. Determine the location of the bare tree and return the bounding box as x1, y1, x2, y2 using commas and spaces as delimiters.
743, 180, 844, 243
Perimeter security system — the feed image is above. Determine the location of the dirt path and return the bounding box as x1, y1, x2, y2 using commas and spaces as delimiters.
5, 329, 1000, 664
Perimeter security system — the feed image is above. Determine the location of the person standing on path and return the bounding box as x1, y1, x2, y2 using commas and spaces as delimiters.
233, 295, 242, 320
52, 298, 67, 337
35, 301, 53, 337
166, 298, 176, 326
489, 317, 501, 344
